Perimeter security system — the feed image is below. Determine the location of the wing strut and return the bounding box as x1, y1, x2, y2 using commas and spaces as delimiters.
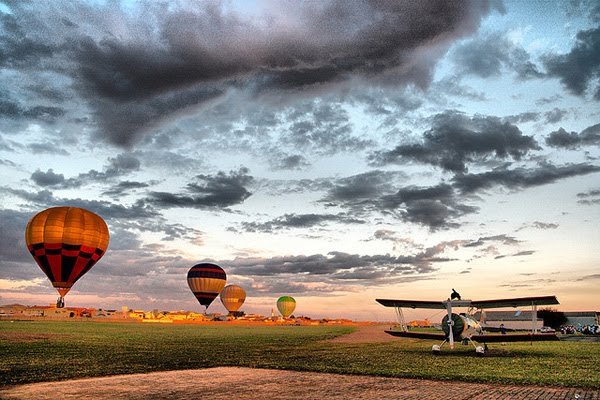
445, 299, 455, 349
532, 302, 537, 334
395, 306, 407, 332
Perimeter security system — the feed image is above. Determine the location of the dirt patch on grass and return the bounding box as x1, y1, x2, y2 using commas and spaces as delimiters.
1, 367, 597, 400
326, 323, 398, 343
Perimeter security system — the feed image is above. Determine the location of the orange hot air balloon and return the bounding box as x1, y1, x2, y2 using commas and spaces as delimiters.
25, 207, 110, 308
220, 284, 246, 314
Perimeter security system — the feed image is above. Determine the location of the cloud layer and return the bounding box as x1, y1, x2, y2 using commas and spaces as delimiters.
1, 1, 499, 146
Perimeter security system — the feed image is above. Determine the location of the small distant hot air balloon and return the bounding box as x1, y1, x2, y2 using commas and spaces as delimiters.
277, 296, 296, 319
220, 284, 246, 315
187, 263, 226, 312
25, 206, 110, 308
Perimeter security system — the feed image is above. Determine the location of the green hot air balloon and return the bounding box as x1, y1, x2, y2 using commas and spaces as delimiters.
277, 296, 296, 318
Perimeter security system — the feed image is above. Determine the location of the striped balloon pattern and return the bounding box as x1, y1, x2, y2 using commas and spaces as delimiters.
277, 296, 296, 318
220, 284, 246, 313
187, 263, 227, 310
25, 207, 110, 306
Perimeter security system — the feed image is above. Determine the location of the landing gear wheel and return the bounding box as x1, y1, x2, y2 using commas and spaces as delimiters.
475, 346, 485, 356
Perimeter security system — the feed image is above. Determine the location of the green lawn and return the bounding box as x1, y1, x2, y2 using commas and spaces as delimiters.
1, 321, 599, 388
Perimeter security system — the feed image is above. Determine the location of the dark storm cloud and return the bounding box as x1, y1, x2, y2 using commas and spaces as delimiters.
379, 184, 478, 229
543, 27, 600, 99
564, 0, 600, 23
240, 213, 365, 233
102, 181, 152, 197
2, 187, 159, 220
327, 176, 477, 230
0, 208, 33, 264
576, 188, 600, 205
430, 77, 488, 101
531, 221, 559, 230
0, 97, 65, 121
1, 186, 204, 244
369, 111, 539, 173
370, 230, 419, 250
26, 142, 70, 156
451, 32, 543, 79
494, 250, 535, 259
350, 88, 424, 117
30, 169, 65, 186
246, 280, 349, 296
29, 153, 141, 188
323, 161, 600, 230
222, 241, 462, 283
535, 94, 562, 106
271, 154, 311, 171
109, 219, 203, 243
0, 1, 500, 146
452, 163, 600, 194
322, 170, 405, 205
463, 234, 521, 247
277, 101, 372, 154
515, 221, 559, 232
503, 112, 541, 124
146, 167, 253, 209
105, 153, 141, 174
132, 150, 201, 172
545, 123, 600, 149
544, 108, 568, 124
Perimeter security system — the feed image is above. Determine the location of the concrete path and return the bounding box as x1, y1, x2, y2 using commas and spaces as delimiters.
1, 367, 597, 400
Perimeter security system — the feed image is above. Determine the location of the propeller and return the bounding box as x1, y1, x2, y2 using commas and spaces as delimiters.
446, 299, 454, 349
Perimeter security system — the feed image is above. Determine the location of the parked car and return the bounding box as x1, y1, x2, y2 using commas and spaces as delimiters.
540, 326, 555, 333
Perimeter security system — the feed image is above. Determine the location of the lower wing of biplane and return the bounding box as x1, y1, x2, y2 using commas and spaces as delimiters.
376, 295, 560, 355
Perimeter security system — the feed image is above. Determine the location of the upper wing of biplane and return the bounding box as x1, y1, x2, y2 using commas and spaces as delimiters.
376, 299, 447, 309
471, 296, 559, 309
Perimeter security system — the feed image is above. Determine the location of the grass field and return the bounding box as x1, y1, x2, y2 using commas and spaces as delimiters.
1, 320, 599, 388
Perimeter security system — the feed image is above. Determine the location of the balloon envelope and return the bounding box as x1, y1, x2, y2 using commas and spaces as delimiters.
25, 206, 110, 300
187, 263, 226, 310
277, 296, 296, 318
220, 284, 246, 313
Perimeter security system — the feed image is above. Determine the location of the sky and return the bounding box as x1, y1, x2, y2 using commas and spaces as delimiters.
0, 0, 599, 321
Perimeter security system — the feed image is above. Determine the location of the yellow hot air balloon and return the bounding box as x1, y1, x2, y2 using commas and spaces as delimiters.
220, 284, 246, 314
277, 296, 296, 319
25, 207, 110, 308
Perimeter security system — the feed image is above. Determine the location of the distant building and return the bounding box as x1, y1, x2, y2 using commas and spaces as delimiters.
128, 310, 145, 319
186, 312, 208, 321
0, 304, 27, 316
95, 309, 118, 318
473, 311, 543, 331
166, 311, 189, 321
564, 311, 599, 326
407, 319, 432, 327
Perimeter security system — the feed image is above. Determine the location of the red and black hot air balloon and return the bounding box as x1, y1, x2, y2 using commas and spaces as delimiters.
25, 207, 110, 308
187, 263, 226, 312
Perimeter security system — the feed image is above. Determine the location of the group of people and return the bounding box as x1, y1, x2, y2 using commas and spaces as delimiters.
560, 324, 600, 335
